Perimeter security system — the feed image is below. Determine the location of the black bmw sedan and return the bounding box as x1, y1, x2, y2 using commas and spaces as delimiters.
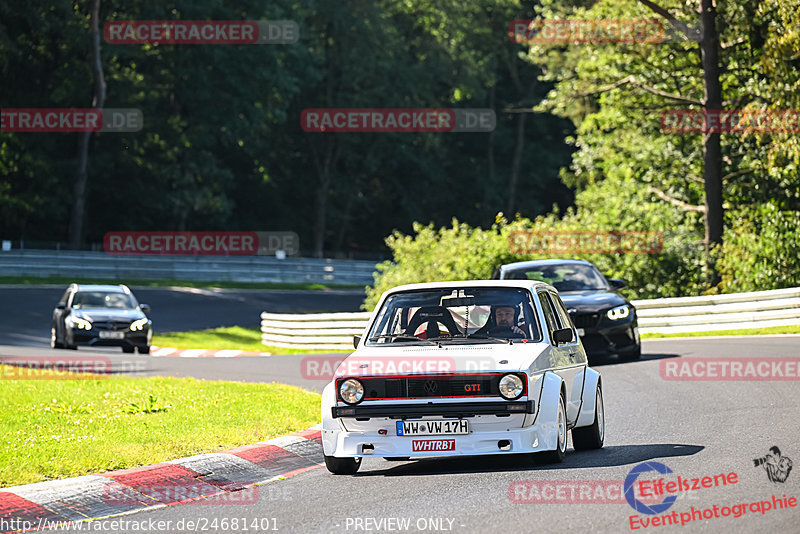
492, 259, 640, 361
51, 284, 152, 353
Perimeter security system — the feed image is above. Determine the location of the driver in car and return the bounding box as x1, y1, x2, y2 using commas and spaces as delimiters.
488, 305, 527, 338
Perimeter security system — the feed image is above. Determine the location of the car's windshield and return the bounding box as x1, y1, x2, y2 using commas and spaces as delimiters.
71, 291, 136, 310
366, 287, 541, 345
504, 264, 608, 292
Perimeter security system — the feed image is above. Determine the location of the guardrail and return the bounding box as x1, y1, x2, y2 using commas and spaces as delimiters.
261, 287, 800, 349
260, 311, 373, 349
632, 287, 800, 334
0, 250, 377, 285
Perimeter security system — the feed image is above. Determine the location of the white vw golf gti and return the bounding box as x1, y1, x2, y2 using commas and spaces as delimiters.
321, 280, 605, 474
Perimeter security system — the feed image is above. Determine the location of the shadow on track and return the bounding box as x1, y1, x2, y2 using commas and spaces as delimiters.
356, 443, 704, 477
590, 352, 680, 367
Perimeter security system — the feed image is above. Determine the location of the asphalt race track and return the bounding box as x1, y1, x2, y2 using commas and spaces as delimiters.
1, 335, 799, 533
0, 285, 365, 347
1, 286, 798, 533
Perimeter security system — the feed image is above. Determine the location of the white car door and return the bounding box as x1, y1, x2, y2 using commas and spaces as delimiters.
539, 290, 585, 424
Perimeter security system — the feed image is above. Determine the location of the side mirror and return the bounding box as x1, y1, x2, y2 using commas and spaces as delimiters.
139, 304, 151, 314
609, 278, 627, 290
56, 303, 66, 310
353, 335, 361, 349
553, 328, 574, 345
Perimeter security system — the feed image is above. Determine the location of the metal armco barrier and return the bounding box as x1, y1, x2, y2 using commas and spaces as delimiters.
633, 287, 800, 334
0, 250, 377, 285
261, 287, 800, 348
260, 311, 373, 349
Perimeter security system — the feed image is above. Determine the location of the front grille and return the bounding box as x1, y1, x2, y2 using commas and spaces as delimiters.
92, 321, 131, 331
569, 313, 600, 329
338, 373, 526, 401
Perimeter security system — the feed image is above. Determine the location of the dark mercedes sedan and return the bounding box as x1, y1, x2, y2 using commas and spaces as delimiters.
492, 259, 640, 361
51, 284, 152, 353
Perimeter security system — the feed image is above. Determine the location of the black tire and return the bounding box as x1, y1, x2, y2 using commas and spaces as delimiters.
50, 326, 64, 349
539, 392, 567, 464
136, 345, 150, 354
122, 346, 135, 354
620, 346, 641, 361
324, 455, 362, 475
64, 331, 78, 350
572, 383, 605, 450
383, 457, 410, 461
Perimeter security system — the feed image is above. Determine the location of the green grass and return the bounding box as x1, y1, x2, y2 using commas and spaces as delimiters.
0, 275, 365, 291
642, 324, 800, 339
0, 369, 321, 487
153, 326, 351, 354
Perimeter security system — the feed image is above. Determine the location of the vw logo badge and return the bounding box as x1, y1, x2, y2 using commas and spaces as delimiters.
423, 380, 439, 394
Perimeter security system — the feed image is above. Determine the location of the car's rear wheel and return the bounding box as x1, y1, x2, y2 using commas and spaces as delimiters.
539, 392, 567, 464
324, 455, 361, 475
122, 346, 135, 353
572, 383, 604, 450
136, 345, 150, 354
50, 326, 64, 349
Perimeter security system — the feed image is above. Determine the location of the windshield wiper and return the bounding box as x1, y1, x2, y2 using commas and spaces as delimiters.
466, 334, 513, 345
368, 334, 441, 346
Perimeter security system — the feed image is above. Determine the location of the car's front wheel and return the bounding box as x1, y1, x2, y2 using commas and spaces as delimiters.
50, 326, 64, 349
619, 346, 641, 361
539, 392, 567, 464
572, 383, 604, 450
136, 346, 150, 354
324, 455, 361, 475
122, 346, 135, 353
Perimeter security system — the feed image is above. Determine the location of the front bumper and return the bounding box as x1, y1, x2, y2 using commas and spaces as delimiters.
70, 329, 151, 348
332, 400, 534, 419
323, 416, 552, 458
578, 320, 639, 358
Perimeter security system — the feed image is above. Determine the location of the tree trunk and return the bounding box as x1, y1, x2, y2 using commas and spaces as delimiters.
312, 138, 335, 258
699, 0, 723, 285
69, 0, 105, 249
506, 113, 527, 215
487, 85, 496, 205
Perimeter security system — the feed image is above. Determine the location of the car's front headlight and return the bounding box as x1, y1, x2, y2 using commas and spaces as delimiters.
339, 378, 364, 404
130, 318, 149, 331
498, 373, 524, 400
606, 305, 631, 321
67, 316, 92, 330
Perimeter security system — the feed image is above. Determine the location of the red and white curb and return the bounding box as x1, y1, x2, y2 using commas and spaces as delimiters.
150, 346, 272, 358
0, 427, 323, 533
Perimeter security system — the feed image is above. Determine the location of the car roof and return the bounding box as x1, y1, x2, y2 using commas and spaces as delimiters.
499, 259, 595, 272
384, 279, 553, 293
70, 284, 131, 294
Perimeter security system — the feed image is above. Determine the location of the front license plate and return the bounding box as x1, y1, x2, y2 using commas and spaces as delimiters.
99, 331, 124, 339
577, 328, 585, 337
412, 439, 455, 452
396, 419, 469, 436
